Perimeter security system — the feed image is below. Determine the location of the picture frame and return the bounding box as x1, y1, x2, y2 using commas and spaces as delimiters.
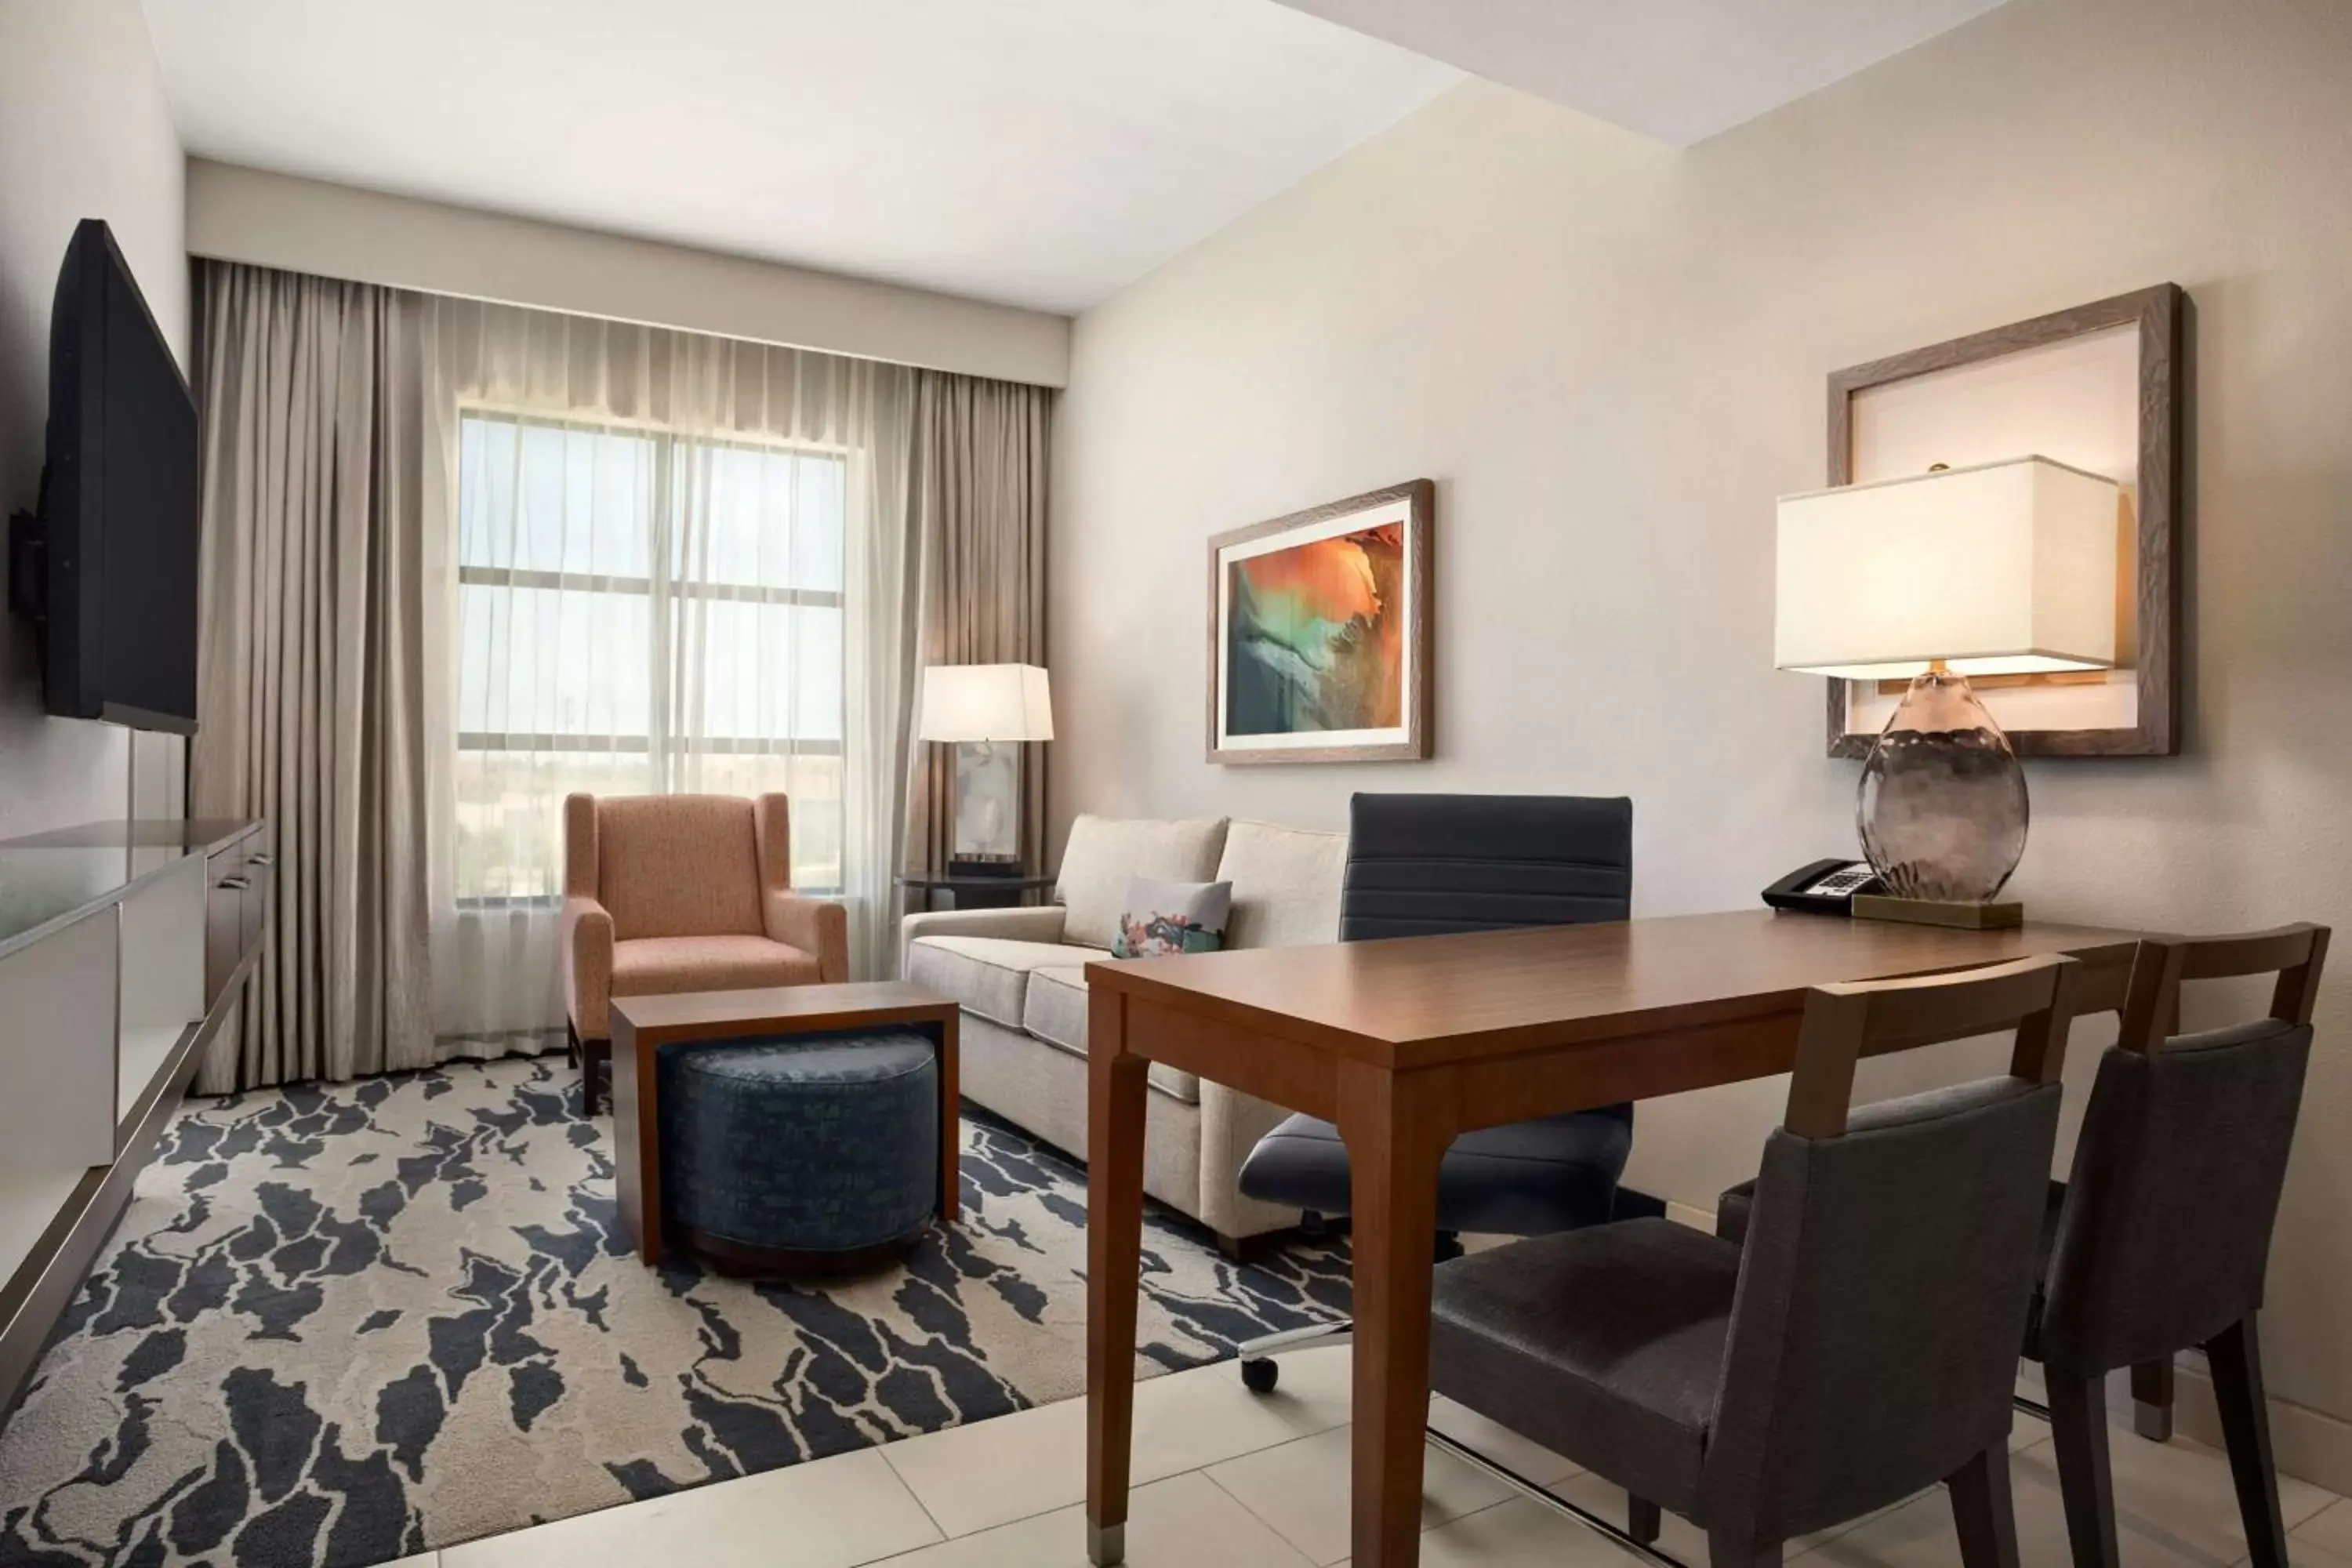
1207, 479, 1433, 765
1824, 284, 2183, 757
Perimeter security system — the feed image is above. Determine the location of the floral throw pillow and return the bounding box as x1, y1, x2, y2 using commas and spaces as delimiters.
1110, 877, 1233, 959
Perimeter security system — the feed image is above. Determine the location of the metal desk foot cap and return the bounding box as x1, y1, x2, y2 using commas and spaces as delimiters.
1087, 1521, 1125, 1564
2135, 1399, 2173, 1443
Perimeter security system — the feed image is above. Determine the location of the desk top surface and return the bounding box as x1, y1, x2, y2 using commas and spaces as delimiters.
1085, 909, 2143, 1066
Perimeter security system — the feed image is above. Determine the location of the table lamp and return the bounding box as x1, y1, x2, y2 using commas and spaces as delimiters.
1776, 456, 2121, 926
917, 663, 1054, 875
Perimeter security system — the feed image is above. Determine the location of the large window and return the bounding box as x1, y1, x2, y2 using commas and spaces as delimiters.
453, 411, 847, 903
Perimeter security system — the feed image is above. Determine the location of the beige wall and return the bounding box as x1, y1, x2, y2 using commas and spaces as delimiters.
0, 0, 188, 837
1052, 0, 2352, 1470
187, 160, 1072, 389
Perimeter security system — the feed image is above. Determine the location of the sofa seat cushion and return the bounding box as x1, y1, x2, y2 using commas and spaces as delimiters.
1022, 966, 1200, 1105
612, 934, 821, 996
905, 936, 1104, 1029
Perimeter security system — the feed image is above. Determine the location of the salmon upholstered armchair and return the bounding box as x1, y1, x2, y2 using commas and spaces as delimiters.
562, 793, 849, 1112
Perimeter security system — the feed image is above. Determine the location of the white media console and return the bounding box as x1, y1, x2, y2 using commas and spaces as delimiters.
0, 818, 271, 1412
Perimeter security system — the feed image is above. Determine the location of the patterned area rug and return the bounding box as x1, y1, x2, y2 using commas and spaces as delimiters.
0, 1057, 1349, 1567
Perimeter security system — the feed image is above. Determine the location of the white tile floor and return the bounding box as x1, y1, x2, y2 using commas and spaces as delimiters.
406, 1345, 2350, 1568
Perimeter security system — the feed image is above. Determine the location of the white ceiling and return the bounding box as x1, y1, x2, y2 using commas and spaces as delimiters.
1268, 0, 2013, 147
140, 0, 1461, 315
143, 0, 2014, 318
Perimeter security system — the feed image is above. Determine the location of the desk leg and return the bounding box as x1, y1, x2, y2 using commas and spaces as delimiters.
1086, 988, 1148, 1566
1340, 1062, 1455, 1568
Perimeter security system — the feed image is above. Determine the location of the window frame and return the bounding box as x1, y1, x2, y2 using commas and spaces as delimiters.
452, 405, 851, 906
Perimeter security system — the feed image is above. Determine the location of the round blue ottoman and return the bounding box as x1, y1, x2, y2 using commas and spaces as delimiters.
658, 1028, 939, 1273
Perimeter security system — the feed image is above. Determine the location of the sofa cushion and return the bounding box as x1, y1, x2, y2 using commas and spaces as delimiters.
1022, 965, 1200, 1105
905, 936, 1105, 1029
611, 934, 821, 996
1057, 815, 1229, 949
1217, 819, 1347, 950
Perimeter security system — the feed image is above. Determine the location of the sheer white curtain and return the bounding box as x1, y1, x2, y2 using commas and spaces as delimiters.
419, 299, 916, 1058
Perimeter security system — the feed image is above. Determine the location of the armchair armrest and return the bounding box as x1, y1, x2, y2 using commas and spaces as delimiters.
562, 894, 615, 1040
899, 905, 1069, 978
766, 889, 850, 983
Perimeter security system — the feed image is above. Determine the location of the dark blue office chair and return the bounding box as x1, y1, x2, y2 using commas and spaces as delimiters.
1234, 792, 1637, 1392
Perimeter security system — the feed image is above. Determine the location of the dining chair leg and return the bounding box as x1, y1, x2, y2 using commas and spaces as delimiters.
1947, 1440, 2021, 1568
2132, 1357, 2176, 1442
1628, 1495, 1661, 1545
1705, 1527, 1779, 1567
2045, 1368, 2121, 1568
2208, 1314, 2290, 1568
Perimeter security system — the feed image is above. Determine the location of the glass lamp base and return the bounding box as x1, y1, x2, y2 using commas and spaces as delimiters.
1857, 670, 2029, 905
953, 741, 1022, 859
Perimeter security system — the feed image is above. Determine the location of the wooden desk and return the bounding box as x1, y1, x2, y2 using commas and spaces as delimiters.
1082, 910, 2142, 1568
610, 982, 961, 1266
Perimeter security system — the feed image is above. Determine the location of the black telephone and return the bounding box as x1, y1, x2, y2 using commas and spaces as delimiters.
1762, 858, 1886, 916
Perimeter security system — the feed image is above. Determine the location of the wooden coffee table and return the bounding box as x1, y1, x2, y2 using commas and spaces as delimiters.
608, 981, 961, 1266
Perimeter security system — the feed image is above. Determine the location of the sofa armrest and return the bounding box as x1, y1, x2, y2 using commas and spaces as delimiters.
767, 889, 850, 983
1195, 1080, 1305, 1240
562, 895, 615, 1040
898, 905, 1069, 978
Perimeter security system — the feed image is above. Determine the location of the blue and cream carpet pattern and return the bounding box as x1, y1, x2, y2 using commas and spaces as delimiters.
0, 1057, 1349, 1567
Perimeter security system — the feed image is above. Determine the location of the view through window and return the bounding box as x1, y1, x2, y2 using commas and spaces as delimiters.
453, 410, 847, 903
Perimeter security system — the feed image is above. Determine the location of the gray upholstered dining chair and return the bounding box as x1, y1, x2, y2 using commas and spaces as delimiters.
1429, 953, 2084, 1568
2035, 924, 2329, 1568
1712, 923, 2330, 1568
1232, 792, 1638, 1392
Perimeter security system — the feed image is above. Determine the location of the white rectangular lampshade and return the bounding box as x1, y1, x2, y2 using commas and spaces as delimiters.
918, 663, 1055, 742
1775, 455, 2122, 680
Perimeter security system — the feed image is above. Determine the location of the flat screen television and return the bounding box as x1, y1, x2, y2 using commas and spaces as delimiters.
6, 218, 200, 734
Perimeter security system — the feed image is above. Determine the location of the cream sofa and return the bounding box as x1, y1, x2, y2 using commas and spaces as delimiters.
902, 815, 1347, 1251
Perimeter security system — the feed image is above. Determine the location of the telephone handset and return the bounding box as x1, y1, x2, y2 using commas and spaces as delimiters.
1762, 858, 1885, 916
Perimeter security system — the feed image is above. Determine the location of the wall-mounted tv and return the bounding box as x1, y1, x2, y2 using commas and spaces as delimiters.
6, 218, 200, 735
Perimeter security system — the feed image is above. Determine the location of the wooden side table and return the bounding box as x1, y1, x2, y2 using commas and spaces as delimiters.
895, 873, 1058, 913
609, 982, 961, 1267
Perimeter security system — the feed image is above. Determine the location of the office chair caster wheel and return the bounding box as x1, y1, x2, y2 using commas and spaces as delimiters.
1241, 1357, 1279, 1394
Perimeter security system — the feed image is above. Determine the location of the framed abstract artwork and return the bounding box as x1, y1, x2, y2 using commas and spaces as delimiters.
1207, 479, 1433, 764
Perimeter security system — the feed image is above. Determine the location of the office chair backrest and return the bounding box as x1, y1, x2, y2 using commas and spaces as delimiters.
2039, 924, 2331, 1373
1340, 793, 1632, 942
1702, 955, 2080, 1541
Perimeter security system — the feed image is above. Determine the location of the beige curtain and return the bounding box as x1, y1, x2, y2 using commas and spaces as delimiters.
190, 263, 433, 1091
417, 296, 920, 1030
904, 371, 1053, 881
189, 264, 1051, 1085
